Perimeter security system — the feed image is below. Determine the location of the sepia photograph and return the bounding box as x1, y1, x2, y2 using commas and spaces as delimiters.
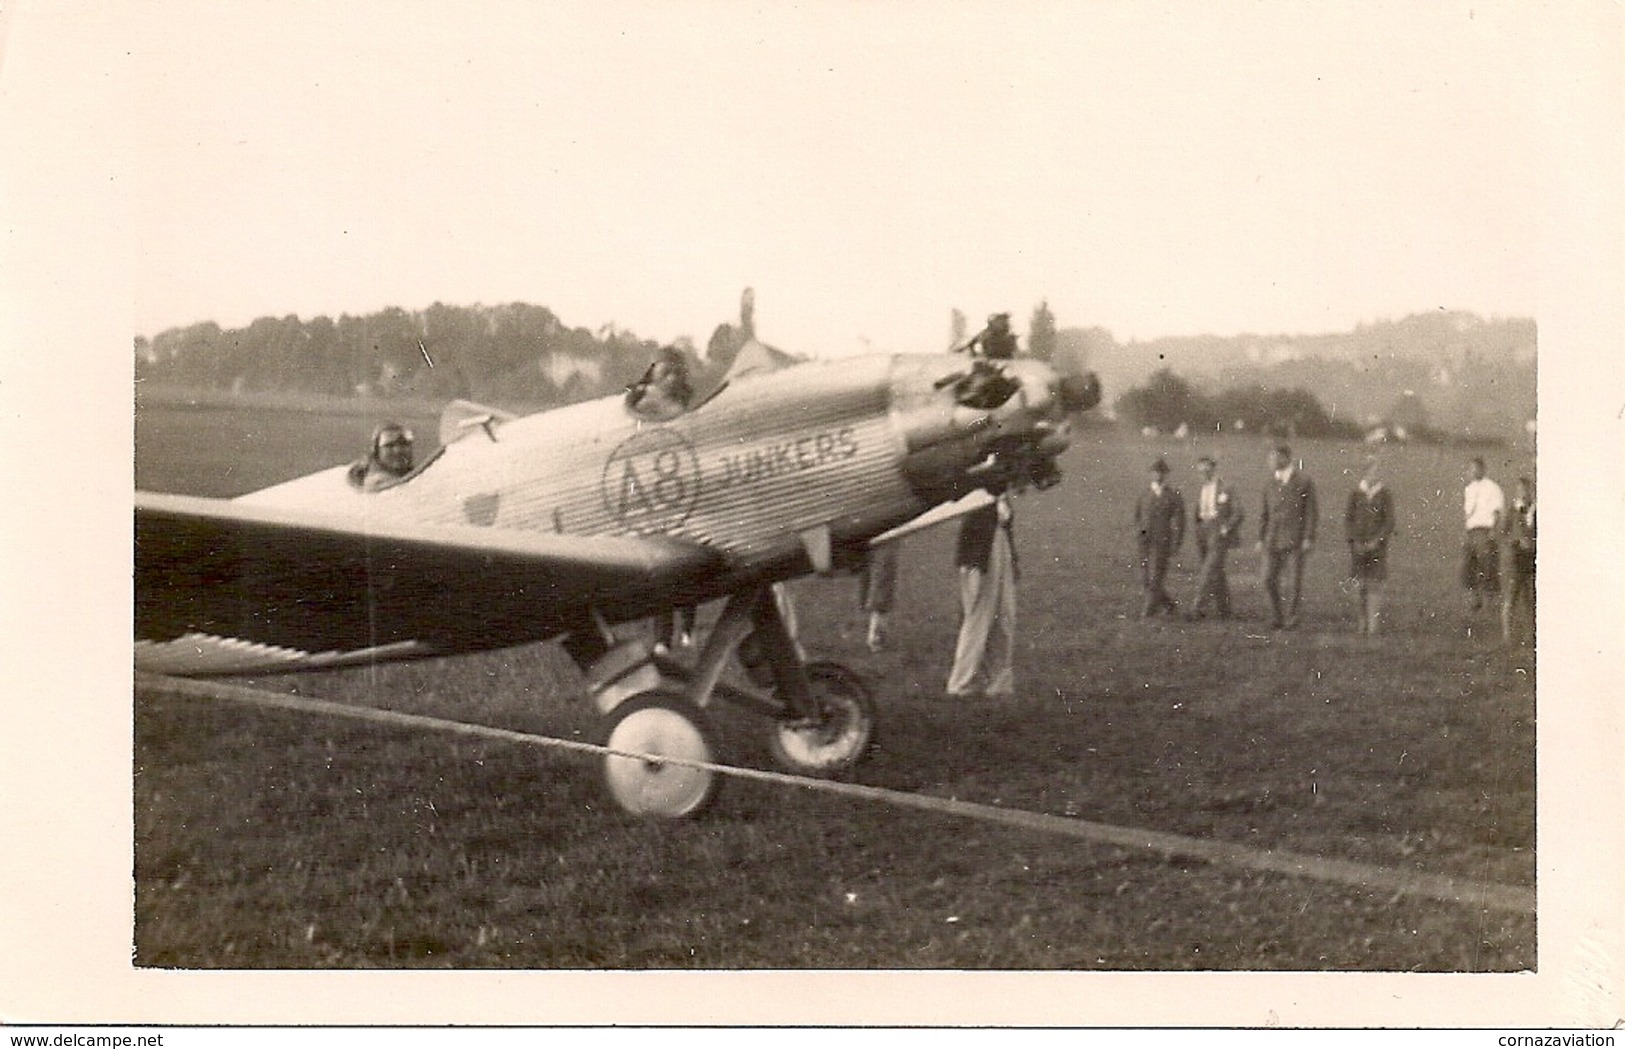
3, 0, 1622, 1032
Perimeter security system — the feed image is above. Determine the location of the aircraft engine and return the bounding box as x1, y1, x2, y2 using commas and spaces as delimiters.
888, 354, 1097, 502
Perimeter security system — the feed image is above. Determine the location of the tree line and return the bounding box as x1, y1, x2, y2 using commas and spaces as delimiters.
1089, 312, 1535, 443
1114, 367, 1502, 445
136, 298, 1532, 443
137, 303, 727, 408
135, 295, 1067, 410
1115, 368, 1362, 438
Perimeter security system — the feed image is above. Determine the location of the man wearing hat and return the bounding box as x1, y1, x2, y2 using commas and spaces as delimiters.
1135, 457, 1186, 617
1257, 444, 1319, 629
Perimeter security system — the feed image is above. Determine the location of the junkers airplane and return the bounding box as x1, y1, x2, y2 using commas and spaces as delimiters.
136, 339, 1100, 817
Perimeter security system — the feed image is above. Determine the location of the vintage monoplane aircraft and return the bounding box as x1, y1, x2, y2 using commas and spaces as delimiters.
136, 339, 1099, 816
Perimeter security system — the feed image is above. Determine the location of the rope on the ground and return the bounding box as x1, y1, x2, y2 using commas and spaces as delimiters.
135, 672, 1535, 914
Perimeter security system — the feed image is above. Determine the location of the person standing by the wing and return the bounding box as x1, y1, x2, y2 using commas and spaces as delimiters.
858, 542, 902, 653
945, 492, 1018, 699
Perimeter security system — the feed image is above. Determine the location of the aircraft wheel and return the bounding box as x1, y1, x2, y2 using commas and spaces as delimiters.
768, 662, 877, 778
601, 692, 719, 818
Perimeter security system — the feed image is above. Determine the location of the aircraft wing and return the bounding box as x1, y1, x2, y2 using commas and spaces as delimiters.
135, 492, 727, 676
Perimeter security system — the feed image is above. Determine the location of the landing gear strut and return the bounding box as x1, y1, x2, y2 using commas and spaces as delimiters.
581, 586, 877, 816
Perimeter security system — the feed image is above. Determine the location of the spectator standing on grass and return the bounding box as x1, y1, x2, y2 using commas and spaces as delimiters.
946, 492, 1017, 699
858, 542, 901, 653
1461, 456, 1505, 624
1343, 455, 1396, 634
1257, 444, 1318, 630
1134, 457, 1186, 617
347, 422, 415, 491
1501, 476, 1536, 643
1184, 455, 1242, 620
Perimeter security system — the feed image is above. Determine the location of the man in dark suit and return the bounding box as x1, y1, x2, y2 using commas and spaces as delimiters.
1185, 455, 1243, 619
1257, 444, 1318, 629
1135, 458, 1186, 617
1343, 454, 1396, 634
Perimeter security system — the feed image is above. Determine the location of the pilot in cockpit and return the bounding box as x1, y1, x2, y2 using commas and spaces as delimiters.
939, 312, 1022, 409
347, 422, 415, 491
956, 312, 1018, 360
625, 345, 694, 421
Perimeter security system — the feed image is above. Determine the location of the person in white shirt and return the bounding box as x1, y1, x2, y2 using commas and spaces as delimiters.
1184, 455, 1243, 619
1461, 456, 1506, 618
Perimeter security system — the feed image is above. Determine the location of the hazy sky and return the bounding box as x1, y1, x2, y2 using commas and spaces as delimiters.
83, 2, 1577, 352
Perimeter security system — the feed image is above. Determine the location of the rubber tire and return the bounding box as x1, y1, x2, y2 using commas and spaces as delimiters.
767, 662, 877, 778
601, 691, 720, 818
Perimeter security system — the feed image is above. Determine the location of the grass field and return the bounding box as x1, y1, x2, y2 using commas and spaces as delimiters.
134, 401, 1537, 970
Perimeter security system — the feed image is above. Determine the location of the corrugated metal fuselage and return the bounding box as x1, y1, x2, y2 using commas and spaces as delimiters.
241, 354, 933, 611
138, 351, 1079, 673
